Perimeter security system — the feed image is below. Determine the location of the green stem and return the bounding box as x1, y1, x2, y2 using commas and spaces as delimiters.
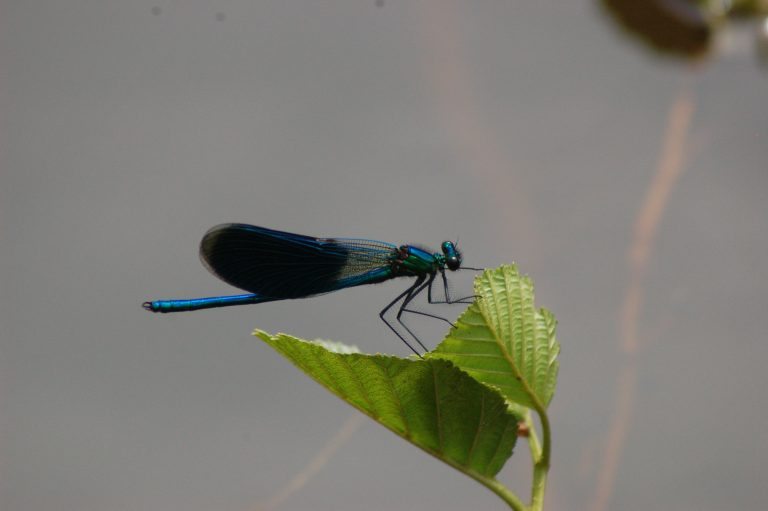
525, 411, 542, 463
474, 475, 528, 511
530, 462, 548, 511
528, 408, 551, 511
536, 407, 552, 468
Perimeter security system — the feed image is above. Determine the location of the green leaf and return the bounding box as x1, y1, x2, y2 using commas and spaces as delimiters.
428, 265, 560, 410
254, 331, 519, 479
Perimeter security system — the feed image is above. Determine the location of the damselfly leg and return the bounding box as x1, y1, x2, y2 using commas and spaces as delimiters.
379, 275, 429, 356
384, 270, 480, 356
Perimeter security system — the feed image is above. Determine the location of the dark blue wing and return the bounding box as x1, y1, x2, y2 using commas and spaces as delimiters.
200, 224, 398, 298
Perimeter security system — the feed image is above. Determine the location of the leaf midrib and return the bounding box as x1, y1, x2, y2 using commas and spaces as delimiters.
483, 274, 545, 412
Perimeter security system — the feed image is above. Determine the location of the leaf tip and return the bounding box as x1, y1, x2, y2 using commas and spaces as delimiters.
252, 329, 272, 342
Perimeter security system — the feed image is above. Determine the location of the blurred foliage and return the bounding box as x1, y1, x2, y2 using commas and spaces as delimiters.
600, 0, 768, 60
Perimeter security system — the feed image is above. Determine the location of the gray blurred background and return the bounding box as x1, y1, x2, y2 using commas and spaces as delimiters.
1, 2, 767, 510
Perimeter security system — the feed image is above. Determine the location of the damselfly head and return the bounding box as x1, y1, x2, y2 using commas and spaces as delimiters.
441, 241, 462, 271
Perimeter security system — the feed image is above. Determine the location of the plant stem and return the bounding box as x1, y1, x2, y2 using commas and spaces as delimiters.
537, 408, 552, 468
474, 475, 528, 511
530, 462, 548, 511
525, 410, 542, 463
529, 407, 552, 511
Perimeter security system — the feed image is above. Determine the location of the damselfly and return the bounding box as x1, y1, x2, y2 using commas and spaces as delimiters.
143, 224, 478, 354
